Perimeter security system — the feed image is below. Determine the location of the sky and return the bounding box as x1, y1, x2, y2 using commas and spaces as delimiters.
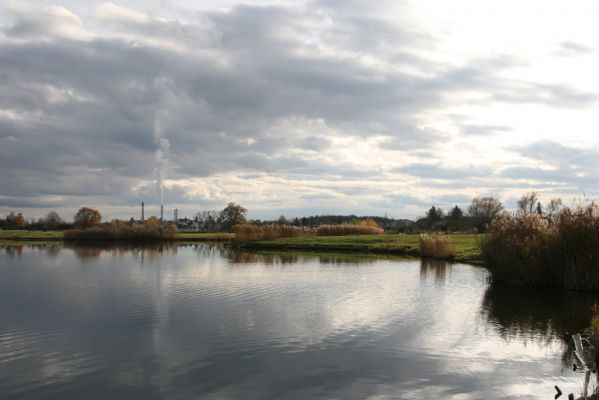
1, 0, 599, 221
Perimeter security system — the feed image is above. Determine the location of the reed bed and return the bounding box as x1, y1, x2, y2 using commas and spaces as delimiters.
482, 204, 599, 289
316, 224, 383, 236
234, 224, 312, 242
419, 233, 456, 259
64, 222, 177, 242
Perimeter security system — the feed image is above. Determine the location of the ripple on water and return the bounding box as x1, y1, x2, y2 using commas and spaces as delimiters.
0, 244, 596, 399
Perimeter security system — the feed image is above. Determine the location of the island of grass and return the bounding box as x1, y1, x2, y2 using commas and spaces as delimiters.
241, 233, 482, 264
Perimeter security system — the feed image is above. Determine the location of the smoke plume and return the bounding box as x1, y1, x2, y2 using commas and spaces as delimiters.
154, 114, 170, 204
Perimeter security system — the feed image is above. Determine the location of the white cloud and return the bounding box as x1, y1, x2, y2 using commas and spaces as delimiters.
1, 0, 598, 220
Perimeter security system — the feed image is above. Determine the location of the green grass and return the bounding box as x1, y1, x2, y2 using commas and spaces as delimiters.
1, 230, 234, 242
0, 230, 64, 240
1, 230, 481, 263
176, 232, 235, 241
243, 233, 482, 263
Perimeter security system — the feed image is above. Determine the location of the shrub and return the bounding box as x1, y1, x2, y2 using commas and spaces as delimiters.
419, 233, 456, 259
481, 204, 599, 289
316, 224, 383, 236
481, 213, 560, 286
64, 221, 177, 242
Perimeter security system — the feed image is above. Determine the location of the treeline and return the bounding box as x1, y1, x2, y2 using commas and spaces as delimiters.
415, 196, 503, 233
248, 215, 412, 231
194, 206, 411, 232
0, 211, 70, 230
0, 192, 576, 237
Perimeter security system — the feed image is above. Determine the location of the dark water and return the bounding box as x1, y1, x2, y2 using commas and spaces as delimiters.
1, 243, 598, 399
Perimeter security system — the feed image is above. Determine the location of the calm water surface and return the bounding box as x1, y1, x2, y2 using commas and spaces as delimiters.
1, 243, 597, 399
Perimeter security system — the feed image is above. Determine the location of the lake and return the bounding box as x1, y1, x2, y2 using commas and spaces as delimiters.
1, 243, 597, 399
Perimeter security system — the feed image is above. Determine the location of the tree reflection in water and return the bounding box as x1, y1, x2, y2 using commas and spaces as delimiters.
481, 283, 599, 368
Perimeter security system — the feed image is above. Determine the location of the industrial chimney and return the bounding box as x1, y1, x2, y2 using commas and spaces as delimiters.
141, 201, 145, 223
160, 204, 164, 221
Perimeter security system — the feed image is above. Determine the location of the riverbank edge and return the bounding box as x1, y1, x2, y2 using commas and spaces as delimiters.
1, 231, 483, 265
239, 240, 484, 265
0, 231, 234, 242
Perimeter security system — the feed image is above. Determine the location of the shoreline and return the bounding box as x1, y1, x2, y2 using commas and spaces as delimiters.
1, 231, 483, 264
0, 231, 234, 242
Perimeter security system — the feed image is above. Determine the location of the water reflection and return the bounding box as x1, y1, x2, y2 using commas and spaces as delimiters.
420, 258, 451, 283
1, 244, 24, 257
481, 283, 599, 373
481, 285, 596, 342
1, 243, 597, 399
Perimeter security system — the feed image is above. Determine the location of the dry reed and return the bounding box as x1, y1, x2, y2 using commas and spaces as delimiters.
316, 223, 383, 236
419, 233, 456, 259
482, 204, 599, 289
234, 224, 312, 242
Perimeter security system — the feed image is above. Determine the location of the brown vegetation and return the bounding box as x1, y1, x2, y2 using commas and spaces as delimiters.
482, 204, 599, 289
235, 219, 384, 242
419, 233, 456, 259
316, 222, 383, 236
74, 207, 102, 228
234, 224, 312, 242
65, 217, 177, 242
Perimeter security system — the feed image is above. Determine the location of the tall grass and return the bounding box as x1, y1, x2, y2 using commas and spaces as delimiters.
65, 221, 177, 242
235, 220, 383, 242
419, 233, 456, 259
482, 204, 599, 289
559, 206, 599, 290
316, 223, 383, 236
234, 224, 312, 242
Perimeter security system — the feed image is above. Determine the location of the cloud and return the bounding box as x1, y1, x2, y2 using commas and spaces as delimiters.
556, 41, 594, 57
0, 1, 598, 219
4, 1, 93, 41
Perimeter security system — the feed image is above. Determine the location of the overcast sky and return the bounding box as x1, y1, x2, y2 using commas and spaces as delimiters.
1, 0, 599, 221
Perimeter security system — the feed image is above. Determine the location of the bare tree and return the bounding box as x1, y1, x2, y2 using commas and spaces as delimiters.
546, 198, 563, 222
517, 192, 539, 214
45, 211, 64, 229
468, 196, 504, 232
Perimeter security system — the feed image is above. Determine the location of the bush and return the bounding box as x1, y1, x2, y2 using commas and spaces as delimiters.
481, 204, 599, 289
316, 224, 383, 236
419, 233, 456, 259
64, 220, 177, 242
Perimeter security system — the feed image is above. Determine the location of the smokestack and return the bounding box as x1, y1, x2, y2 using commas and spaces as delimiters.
160, 204, 163, 221
173, 208, 178, 222
141, 202, 145, 222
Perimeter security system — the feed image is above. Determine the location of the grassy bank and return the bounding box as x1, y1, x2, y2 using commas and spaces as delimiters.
0, 230, 64, 241
177, 232, 235, 241
1, 230, 481, 263
0, 230, 234, 242
242, 233, 482, 264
